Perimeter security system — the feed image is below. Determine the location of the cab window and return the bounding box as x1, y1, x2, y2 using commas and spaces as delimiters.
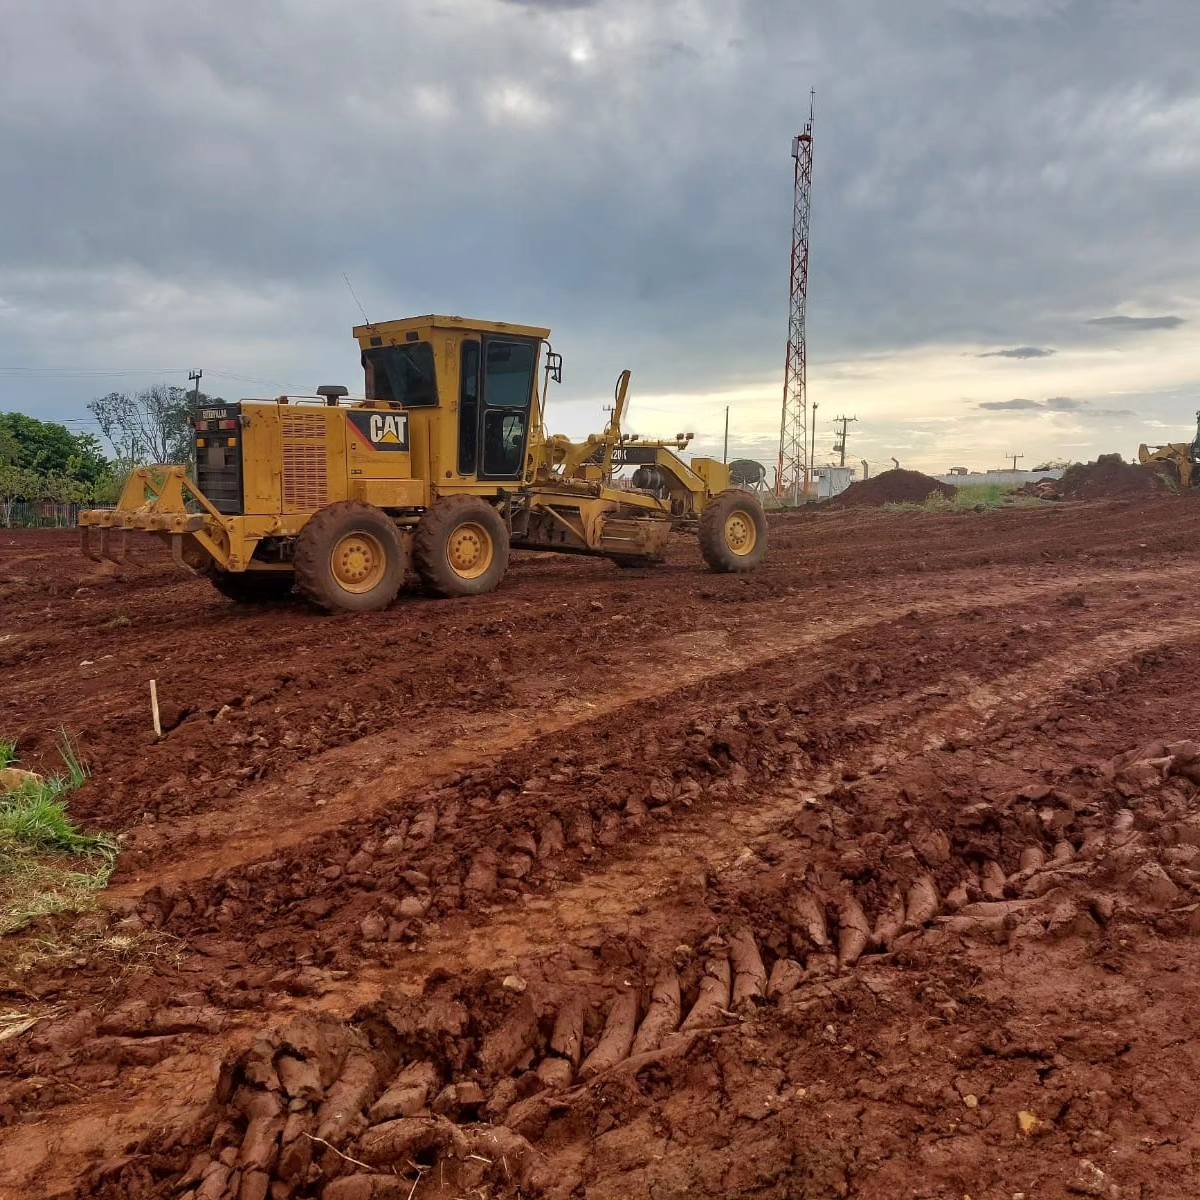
362, 343, 438, 407
458, 341, 480, 475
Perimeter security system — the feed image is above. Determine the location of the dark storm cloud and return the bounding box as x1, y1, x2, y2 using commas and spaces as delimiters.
0, 0, 1198, 423
979, 398, 1041, 410
978, 395, 1131, 417
977, 346, 1056, 359
1087, 315, 1186, 331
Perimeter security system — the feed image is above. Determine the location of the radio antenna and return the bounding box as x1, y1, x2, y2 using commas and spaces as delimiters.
343, 273, 372, 327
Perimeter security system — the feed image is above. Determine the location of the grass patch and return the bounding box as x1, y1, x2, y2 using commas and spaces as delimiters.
884, 484, 1042, 514
0, 734, 116, 936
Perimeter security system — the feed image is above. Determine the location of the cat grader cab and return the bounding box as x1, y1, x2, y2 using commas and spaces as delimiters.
79, 315, 768, 611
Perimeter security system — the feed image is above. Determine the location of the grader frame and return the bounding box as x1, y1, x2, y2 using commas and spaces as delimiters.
79, 315, 767, 611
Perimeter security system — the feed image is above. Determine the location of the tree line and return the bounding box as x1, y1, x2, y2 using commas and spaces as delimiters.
0, 383, 220, 525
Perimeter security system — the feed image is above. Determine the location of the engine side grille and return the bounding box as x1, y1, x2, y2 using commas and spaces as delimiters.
281, 410, 329, 510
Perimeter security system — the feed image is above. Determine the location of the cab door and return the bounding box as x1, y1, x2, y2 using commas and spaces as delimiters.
477, 337, 537, 480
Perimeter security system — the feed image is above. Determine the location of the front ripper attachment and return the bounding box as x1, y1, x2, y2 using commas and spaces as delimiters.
78, 465, 218, 569
80, 526, 130, 565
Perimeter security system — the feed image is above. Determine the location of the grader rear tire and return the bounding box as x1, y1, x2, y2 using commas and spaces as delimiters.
293, 501, 407, 613
699, 489, 768, 573
207, 569, 295, 604
414, 496, 509, 597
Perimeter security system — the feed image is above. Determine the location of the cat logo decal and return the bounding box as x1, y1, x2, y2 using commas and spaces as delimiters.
348, 410, 409, 452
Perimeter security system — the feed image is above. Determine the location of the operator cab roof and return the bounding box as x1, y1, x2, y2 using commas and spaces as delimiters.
352, 315, 551, 343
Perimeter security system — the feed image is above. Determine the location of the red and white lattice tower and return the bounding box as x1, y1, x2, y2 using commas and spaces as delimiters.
777, 93, 814, 502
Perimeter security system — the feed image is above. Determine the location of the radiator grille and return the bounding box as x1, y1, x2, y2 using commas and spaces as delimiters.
281, 410, 329, 510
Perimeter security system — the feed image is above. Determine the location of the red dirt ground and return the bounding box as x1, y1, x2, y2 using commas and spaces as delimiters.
4, 496, 1200, 1198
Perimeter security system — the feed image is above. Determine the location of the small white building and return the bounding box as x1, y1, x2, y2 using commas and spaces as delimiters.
813, 465, 856, 499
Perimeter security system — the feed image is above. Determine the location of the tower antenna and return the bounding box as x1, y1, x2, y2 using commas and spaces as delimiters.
777, 91, 815, 504
343, 273, 372, 327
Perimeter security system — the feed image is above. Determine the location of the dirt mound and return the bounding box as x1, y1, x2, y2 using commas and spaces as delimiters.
827, 468, 956, 508
1056, 453, 1167, 501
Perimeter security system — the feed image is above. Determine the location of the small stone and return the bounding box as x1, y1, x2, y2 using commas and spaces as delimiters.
397, 896, 429, 918
1017, 1109, 1041, 1136
1067, 1158, 1109, 1196
963, 1093, 978, 1109
359, 913, 386, 941
502, 974, 527, 994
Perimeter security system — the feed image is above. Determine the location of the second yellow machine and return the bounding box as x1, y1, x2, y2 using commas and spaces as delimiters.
80, 315, 769, 611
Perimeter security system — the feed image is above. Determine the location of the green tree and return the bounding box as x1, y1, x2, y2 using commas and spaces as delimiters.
0, 412, 108, 483
0, 464, 42, 526
88, 385, 221, 465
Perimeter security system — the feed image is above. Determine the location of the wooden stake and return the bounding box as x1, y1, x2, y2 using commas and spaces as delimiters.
149, 679, 162, 739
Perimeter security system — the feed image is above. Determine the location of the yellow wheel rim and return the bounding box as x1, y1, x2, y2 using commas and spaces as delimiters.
447, 521, 494, 580
331, 531, 387, 593
724, 510, 757, 556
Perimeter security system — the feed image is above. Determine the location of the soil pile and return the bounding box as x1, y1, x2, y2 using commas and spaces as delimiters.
1055, 453, 1167, 501
827, 467, 956, 508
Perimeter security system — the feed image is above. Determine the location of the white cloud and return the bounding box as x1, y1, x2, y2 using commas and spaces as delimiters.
486, 82, 553, 126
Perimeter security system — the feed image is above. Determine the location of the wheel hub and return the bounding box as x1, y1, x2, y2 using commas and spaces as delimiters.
447, 522, 494, 580
331, 532, 386, 593
724, 511, 756, 555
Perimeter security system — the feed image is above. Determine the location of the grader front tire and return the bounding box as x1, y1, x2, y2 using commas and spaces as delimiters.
698, 489, 768, 573
414, 496, 510, 597
293, 501, 407, 613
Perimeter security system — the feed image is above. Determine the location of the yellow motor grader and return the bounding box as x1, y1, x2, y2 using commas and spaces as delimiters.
1137, 411, 1200, 490
79, 315, 768, 611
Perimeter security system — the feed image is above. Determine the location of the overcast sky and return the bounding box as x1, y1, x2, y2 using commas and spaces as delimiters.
1, 0, 1197, 473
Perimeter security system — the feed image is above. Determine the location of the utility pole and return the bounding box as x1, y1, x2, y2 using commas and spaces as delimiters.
832, 414, 857, 466
1007, 452, 1024, 472
723, 405, 729, 464
189, 368, 203, 410
809, 400, 819, 496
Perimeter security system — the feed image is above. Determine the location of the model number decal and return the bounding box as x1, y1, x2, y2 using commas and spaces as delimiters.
348, 411, 409, 451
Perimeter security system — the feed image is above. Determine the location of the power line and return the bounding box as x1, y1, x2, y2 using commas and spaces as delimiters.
0, 366, 192, 375
0, 364, 307, 393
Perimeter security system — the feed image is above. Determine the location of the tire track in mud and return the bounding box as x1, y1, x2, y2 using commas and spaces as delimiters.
109, 560, 1200, 897
314, 609, 1200, 1012
8, 556, 1200, 1195
121, 574, 1182, 961
51, 687, 1200, 1200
